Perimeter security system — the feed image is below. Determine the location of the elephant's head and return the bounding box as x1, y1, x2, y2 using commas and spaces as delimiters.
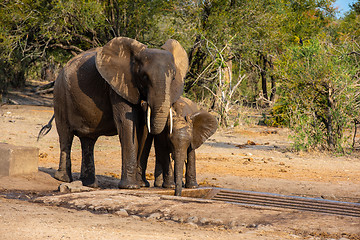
170, 108, 218, 196
95, 37, 188, 134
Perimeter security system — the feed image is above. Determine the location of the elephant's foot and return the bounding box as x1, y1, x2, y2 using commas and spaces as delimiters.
118, 179, 140, 189
154, 177, 163, 188
81, 177, 99, 188
138, 179, 150, 188
54, 170, 72, 182
185, 181, 199, 189
162, 181, 175, 188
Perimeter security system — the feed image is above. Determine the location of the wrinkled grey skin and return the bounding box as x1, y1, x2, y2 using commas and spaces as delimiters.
53, 37, 188, 189
139, 97, 218, 196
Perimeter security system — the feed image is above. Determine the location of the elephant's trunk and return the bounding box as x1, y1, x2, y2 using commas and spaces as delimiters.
148, 93, 171, 135
147, 106, 173, 135
174, 151, 184, 196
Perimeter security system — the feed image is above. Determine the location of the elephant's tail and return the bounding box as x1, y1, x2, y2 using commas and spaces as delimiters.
37, 114, 55, 141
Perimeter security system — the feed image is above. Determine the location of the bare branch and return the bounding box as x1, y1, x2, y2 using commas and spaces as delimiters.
348, 51, 360, 56
50, 43, 83, 54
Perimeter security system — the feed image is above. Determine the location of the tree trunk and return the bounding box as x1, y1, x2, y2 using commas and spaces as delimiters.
269, 59, 276, 102
326, 82, 334, 149
260, 53, 268, 101
184, 35, 206, 92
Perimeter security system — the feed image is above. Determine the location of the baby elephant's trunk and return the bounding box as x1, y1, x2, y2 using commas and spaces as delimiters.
174, 152, 184, 196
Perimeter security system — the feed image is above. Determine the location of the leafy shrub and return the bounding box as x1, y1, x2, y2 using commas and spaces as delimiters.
274, 39, 360, 152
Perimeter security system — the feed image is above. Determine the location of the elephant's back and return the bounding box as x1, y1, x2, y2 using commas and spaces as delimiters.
54, 48, 117, 138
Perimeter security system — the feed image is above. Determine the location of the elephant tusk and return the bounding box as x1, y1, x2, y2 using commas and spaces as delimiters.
169, 108, 173, 134
147, 106, 151, 133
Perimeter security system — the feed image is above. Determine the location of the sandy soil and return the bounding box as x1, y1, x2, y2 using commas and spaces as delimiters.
0, 93, 360, 239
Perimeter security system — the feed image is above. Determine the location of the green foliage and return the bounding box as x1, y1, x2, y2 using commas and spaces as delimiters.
274, 39, 360, 151
0, 0, 169, 91
2, 0, 360, 154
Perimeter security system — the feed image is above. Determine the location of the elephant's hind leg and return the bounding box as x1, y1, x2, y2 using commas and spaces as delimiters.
80, 137, 98, 188
54, 132, 74, 183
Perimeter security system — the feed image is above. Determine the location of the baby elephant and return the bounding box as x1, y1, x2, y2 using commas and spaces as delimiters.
140, 96, 218, 196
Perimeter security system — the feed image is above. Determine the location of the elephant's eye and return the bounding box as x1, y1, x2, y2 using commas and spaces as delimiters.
142, 74, 150, 84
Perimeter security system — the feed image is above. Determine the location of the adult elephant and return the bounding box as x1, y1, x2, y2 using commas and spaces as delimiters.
53, 37, 188, 189
139, 97, 218, 195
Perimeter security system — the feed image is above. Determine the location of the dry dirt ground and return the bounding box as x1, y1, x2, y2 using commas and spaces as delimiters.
0, 91, 360, 239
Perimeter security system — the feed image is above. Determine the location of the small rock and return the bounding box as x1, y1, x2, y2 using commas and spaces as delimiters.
212, 219, 224, 225
130, 215, 140, 220
147, 212, 162, 220
159, 208, 171, 217
58, 183, 70, 193
186, 216, 198, 223
170, 216, 184, 223
186, 222, 198, 228
247, 223, 258, 228
58, 181, 92, 193
243, 158, 253, 164
171, 216, 180, 222
76, 204, 87, 210
114, 209, 129, 217
199, 217, 209, 225
94, 206, 105, 211
229, 220, 237, 228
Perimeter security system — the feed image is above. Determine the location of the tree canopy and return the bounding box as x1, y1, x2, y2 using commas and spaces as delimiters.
2, 0, 360, 151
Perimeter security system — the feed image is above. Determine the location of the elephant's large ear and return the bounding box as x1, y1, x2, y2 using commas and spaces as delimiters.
96, 37, 147, 104
161, 39, 189, 103
190, 110, 218, 149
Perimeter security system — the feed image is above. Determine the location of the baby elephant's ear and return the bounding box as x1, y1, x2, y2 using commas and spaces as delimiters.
190, 110, 218, 149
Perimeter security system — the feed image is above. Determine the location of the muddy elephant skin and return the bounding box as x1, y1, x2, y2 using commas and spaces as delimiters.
53, 37, 188, 189
139, 97, 218, 195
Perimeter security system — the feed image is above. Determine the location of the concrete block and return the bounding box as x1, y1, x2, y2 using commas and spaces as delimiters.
0, 143, 38, 177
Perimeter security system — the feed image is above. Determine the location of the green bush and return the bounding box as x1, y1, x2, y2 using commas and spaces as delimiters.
274, 39, 360, 152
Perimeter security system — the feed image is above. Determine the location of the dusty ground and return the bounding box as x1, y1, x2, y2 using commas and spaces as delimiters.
0, 90, 360, 239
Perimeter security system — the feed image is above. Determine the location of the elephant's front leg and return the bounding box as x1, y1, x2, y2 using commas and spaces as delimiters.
185, 148, 198, 188
137, 126, 153, 187
112, 99, 141, 189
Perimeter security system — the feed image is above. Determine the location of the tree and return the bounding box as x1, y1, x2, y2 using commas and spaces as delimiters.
0, 0, 171, 93
0, 0, 108, 91
274, 39, 360, 151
